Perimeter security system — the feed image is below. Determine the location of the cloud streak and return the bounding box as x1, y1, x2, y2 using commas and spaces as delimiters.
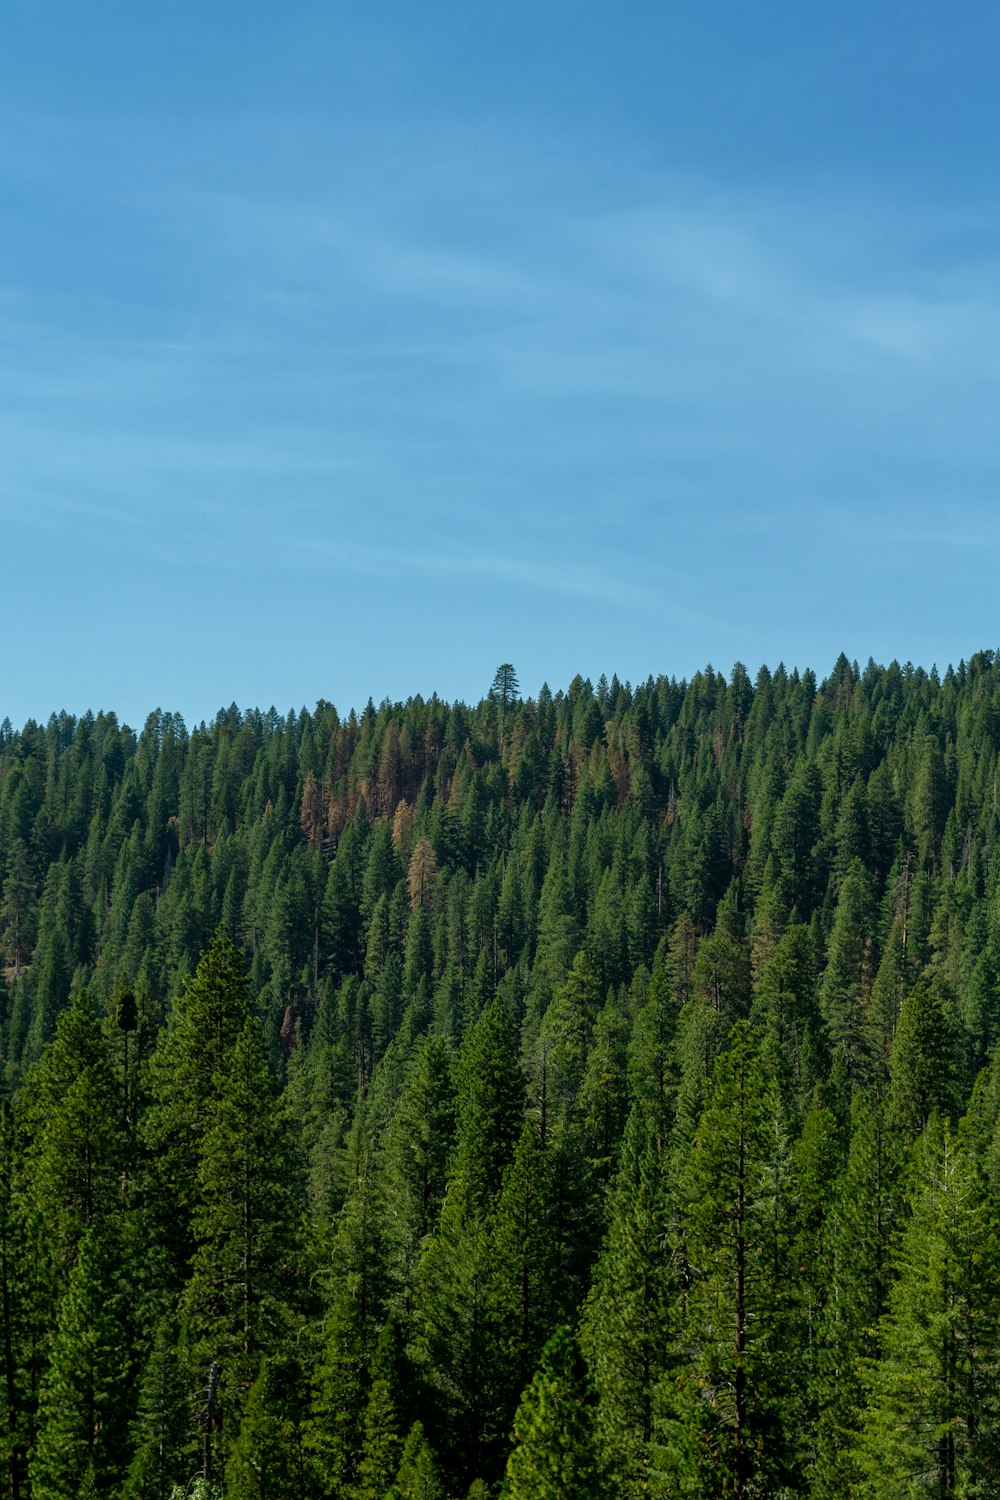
4, 99, 1000, 722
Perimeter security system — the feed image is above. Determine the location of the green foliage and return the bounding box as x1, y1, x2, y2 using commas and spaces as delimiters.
30, 1221, 132, 1500
121, 1317, 191, 1500
579, 1110, 673, 1497
7, 661, 1000, 1494
181, 1015, 304, 1420
888, 984, 963, 1139
388, 1421, 445, 1500
855, 1116, 1000, 1496
140, 931, 253, 1286
661, 1021, 794, 1496
502, 1326, 614, 1500
226, 1356, 309, 1500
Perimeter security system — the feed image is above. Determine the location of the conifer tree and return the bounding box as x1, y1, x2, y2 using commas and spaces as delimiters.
181, 1016, 303, 1443
120, 1317, 191, 1500
502, 1326, 613, 1500
626, 953, 676, 1150
411, 1187, 499, 1489
855, 1115, 1000, 1496
453, 998, 525, 1212
578, 993, 629, 1183
30, 1221, 132, 1500
820, 864, 876, 1073
225, 1355, 309, 1500
536, 952, 601, 1134
662, 1022, 794, 1498
140, 931, 252, 1290
17, 987, 126, 1286
0, 1101, 28, 1500
489, 1123, 558, 1418
383, 1036, 456, 1282
785, 1097, 843, 1480
888, 983, 962, 1140
356, 1373, 403, 1500
388, 1421, 445, 1500
306, 1290, 368, 1500
750, 922, 821, 1102
580, 1110, 672, 1498
809, 1093, 904, 1496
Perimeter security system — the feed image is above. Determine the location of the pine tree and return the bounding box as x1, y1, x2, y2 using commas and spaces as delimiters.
411, 1184, 500, 1490
855, 1115, 1000, 1496
453, 999, 525, 1212
626, 952, 676, 1151
662, 1022, 794, 1498
750, 922, 822, 1102
578, 993, 629, 1184
30, 1221, 132, 1500
0, 1101, 28, 1500
306, 1291, 368, 1500
1, 841, 36, 981
140, 931, 252, 1292
809, 1093, 904, 1496
820, 865, 875, 1074
356, 1374, 403, 1500
580, 1110, 673, 1498
502, 1326, 614, 1500
492, 666, 521, 759
785, 1097, 843, 1482
181, 1016, 303, 1446
382, 1036, 456, 1283
225, 1355, 309, 1500
535, 952, 601, 1136
388, 1421, 445, 1500
888, 983, 962, 1141
17, 987, 126, 1287
120, 1317, 191, 1500
489, 1123, 558, 1422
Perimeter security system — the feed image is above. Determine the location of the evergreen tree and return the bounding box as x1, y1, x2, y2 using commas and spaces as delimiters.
17, 987, 126, 1286
453, 999, 525, 1212
502, 1326, 614, 1500
820, 865, 876, 1074
181, 1016, 303, 1444
0, 1102, 28, 1500
579, 1110, 672, 1498
810, 1093, 904, 1496
383, 1036, 456, 1283
30, 1222, 132, 1500
121, 1318, 191, 1500
388, 1421, 445, 1500
856, 1115, 1000, 1496
356, 1374, 403, 1500
140, 931, 252, 1291
225, 1355, 309, 1500
662, 1022, 794, 1498
306, 1291, 368, 1500
888, 984, 962, 1140
489, 1123, 558, 1419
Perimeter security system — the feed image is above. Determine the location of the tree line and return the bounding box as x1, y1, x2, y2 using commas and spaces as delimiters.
2, 652, 1000, 1495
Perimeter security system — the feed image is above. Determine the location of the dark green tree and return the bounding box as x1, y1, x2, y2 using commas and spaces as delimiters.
29, 1222, 132, 1500
502, 1326, 614, 1500
181, 1016, 303, 1444
662, 1022, 794, 1498
580, 1110, 673, 1498
855, 1115, 1000, 1496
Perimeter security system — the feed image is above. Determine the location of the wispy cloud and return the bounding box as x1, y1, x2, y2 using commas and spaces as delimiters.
5, 105, 1000, 673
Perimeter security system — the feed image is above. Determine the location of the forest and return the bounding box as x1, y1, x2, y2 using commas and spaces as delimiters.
2, 653, 1000, 1498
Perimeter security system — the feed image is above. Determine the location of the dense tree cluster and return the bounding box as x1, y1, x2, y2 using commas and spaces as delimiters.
2, 652, 1000, 1495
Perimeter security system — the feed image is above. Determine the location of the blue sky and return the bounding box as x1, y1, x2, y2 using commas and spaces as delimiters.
4, 3, 1000, 727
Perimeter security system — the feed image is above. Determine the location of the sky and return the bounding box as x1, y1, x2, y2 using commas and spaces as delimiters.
4, 2, 1000, 728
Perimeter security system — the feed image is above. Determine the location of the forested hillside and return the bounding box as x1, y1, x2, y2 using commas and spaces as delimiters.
3, 653, 1000, 1498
